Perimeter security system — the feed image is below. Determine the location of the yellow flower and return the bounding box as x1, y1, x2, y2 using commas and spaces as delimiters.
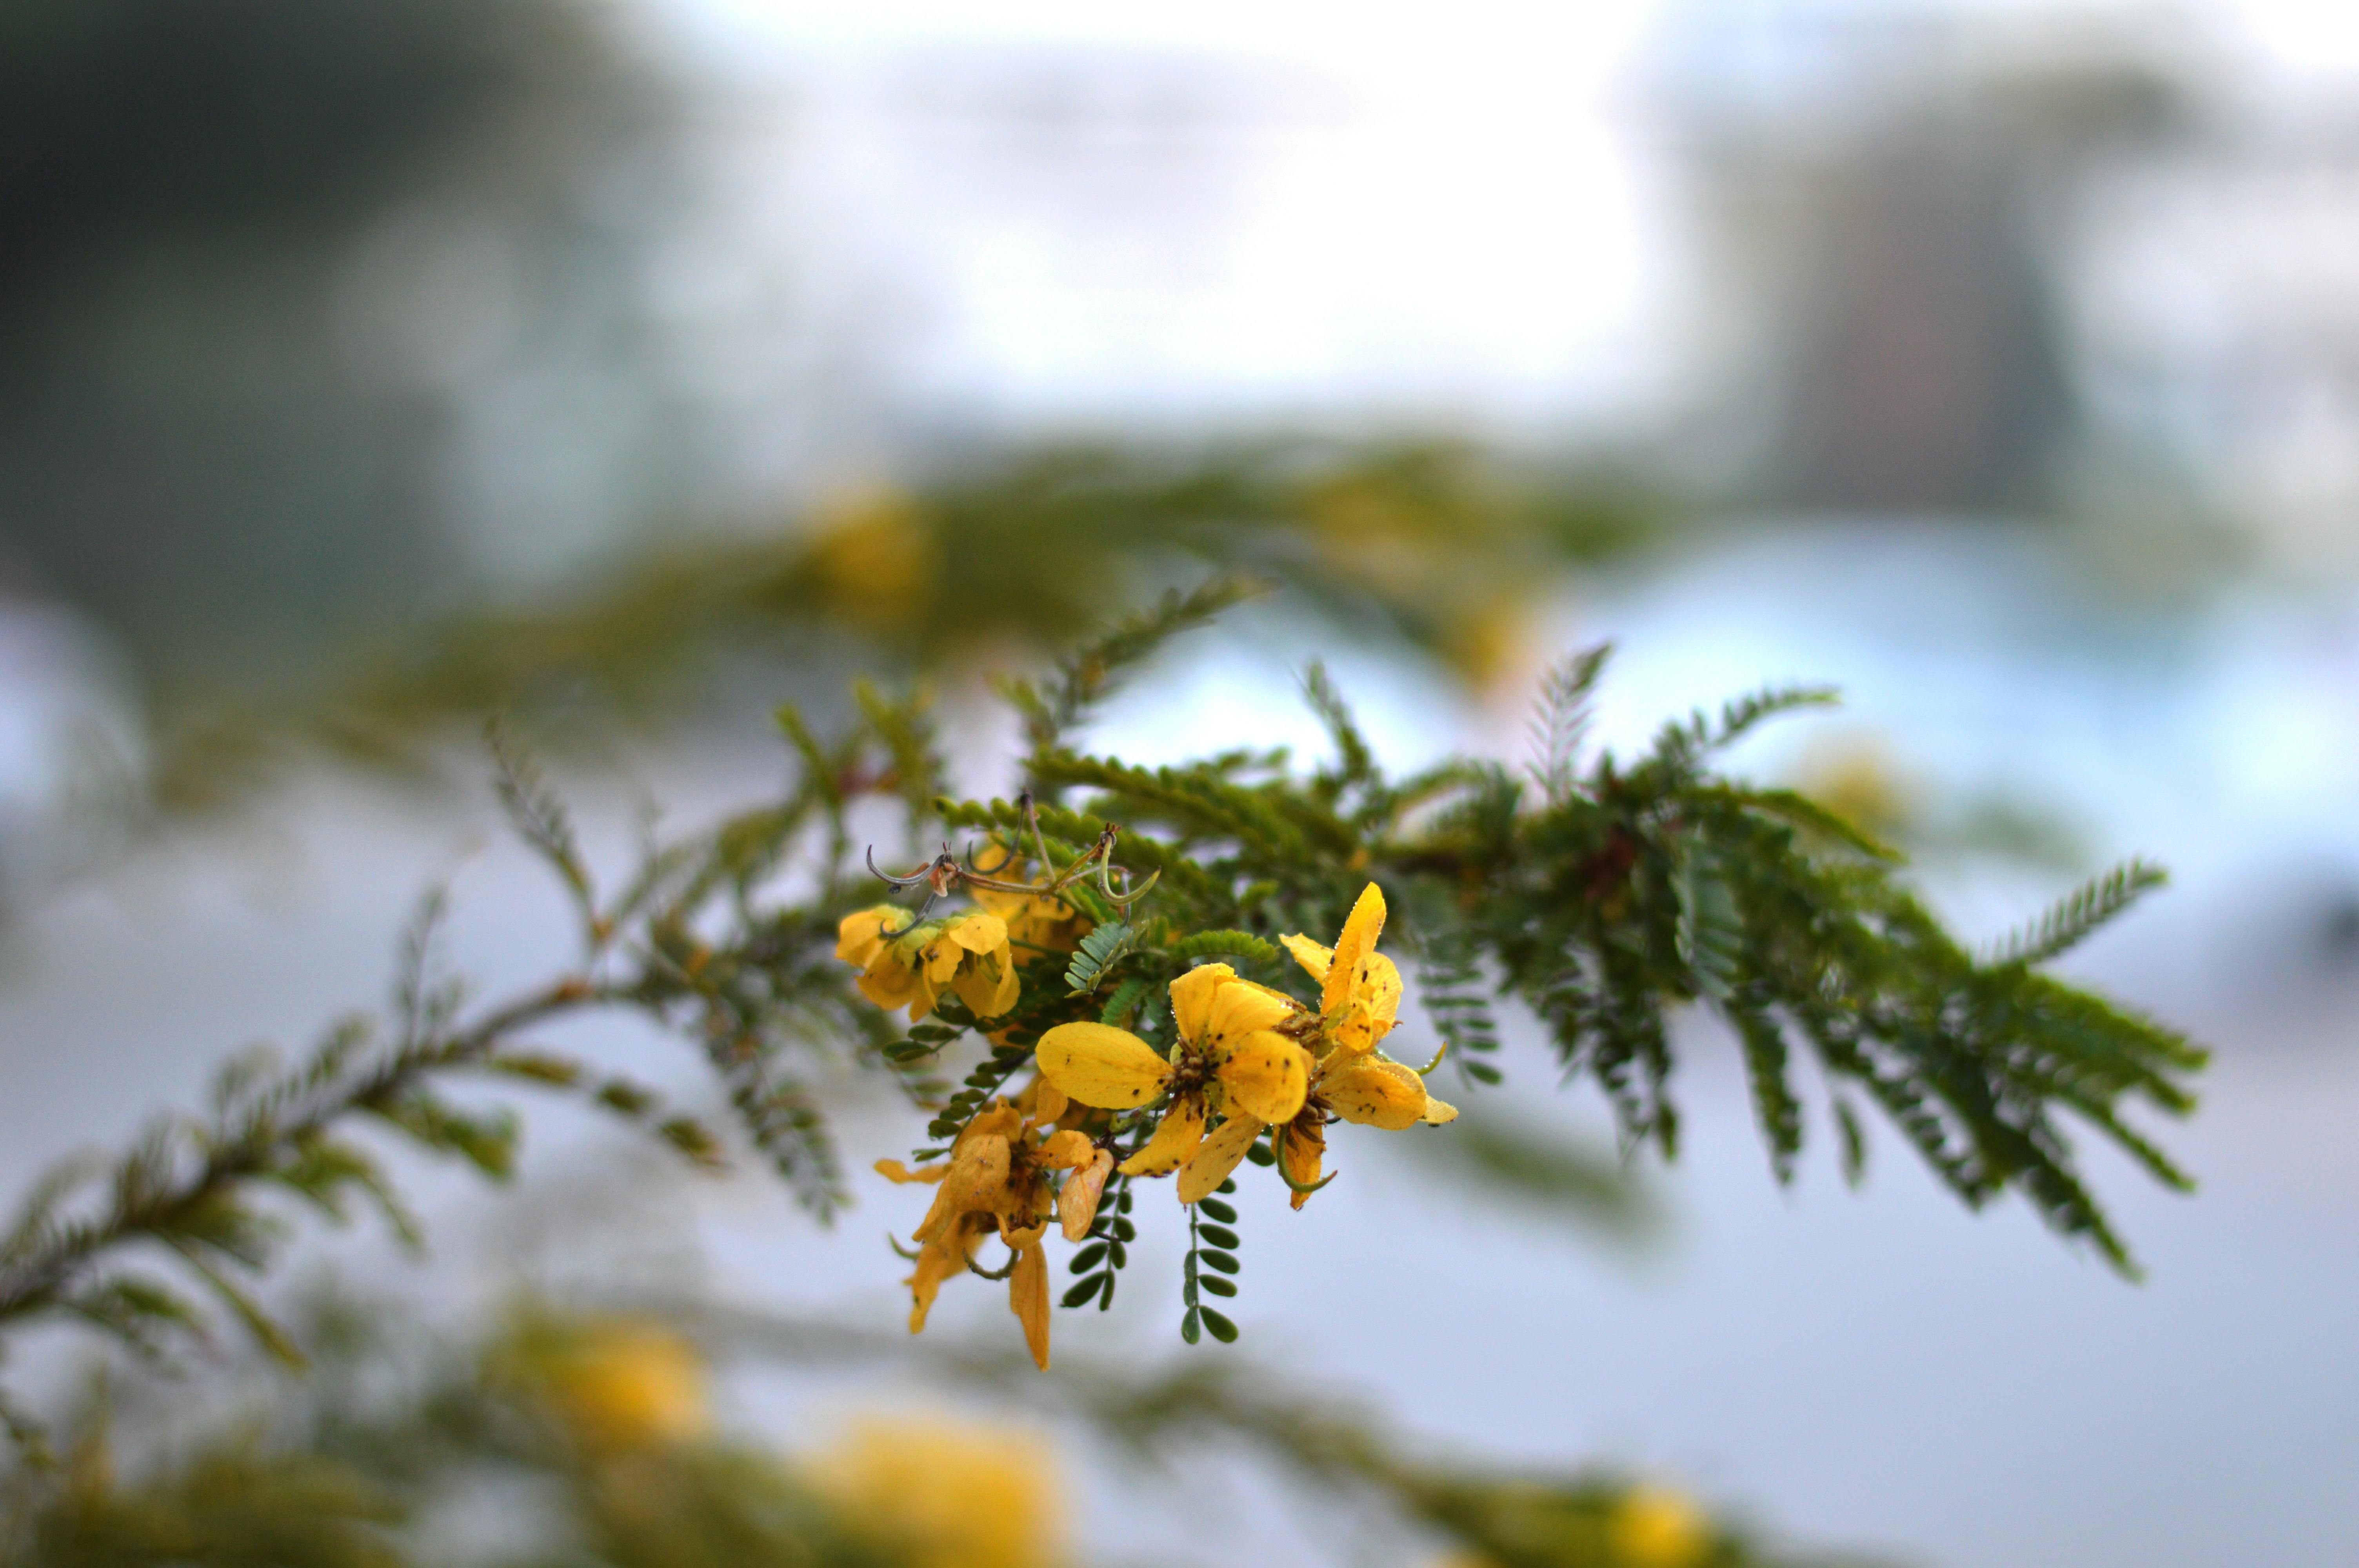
1279, 880, 1405, 1054
877, 1083, 1098, 1370
969, 846, 1091, 956
519, 1315, 711, 1450
1611, 1485, 1711, 1568
836, 906, 1021, 1023
1034, 963, 1310, 1204
810, 1414, 1066, 1568
1273, 882, 1458, 1209
812, 487, 935, 631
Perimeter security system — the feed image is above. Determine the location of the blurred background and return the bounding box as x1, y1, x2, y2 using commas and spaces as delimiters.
3, 0, 2358, 1564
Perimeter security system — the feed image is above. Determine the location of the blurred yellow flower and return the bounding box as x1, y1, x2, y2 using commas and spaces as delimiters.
1436, 591, 1532, 691
1035, 962, 1309, 1203
812, 489, 935, 630
837, 906, 1021, 1023
878, 1085, 1096, 1369
1275, 883, 1457, 1209
537, 1317, 711, 1450
811, 1414, 1065, 1568
1612, 1485, 1711, 1568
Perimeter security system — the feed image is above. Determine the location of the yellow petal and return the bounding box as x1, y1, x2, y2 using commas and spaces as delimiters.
854, 958, 921, 1011
1420, 1093, 1460, 1125
946, 911, 1009, 956
952, 954, 1020, 1021
1323, 882, 1387, 1020
1321, 1055, 1427, 1130
1202, 978, 1296, 1051
906, 971, 940, 1023
905, 1220, 981, 1333
1281, 1117, 1326, 1211
1178, 1115, 1262, 1203
987, 952, 1022, 1015
1279, 931, 1334, 983
1329, 951, 1404, 1053
1036, 1023, 1172, 1109
1058, 1149, 1114, 1241
1035, 1128, 1095, 1170
1118, 1098, 1205, 1176
921, 934, 965, 984
1216, 1031, 1309, 1125
1027, 1080, 1070, 1127
874, 1159, 948, 1185
959, 1103, 1025, 1146
1167, 962, 1236, 1044
835, 906, 909, 967
915, 1133, 1010, 1241
1010, 1241, 1050, 1370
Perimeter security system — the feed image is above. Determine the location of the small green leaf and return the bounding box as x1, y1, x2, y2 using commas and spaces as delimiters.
1196, 1198, 1237, 1224
1070, 1242, 1108, 1274
1198, 1223, 1239, 1250
1199, 1250, 1239, 1275
1181, 1307, 1202, 1344
1197, 1274, 1238, 1298
1100, 975, 1150, 1027
1199, 1307, 1238, 1343
1171, 930, 1280, 966
1836, 1099, 1868, 1188
1065, 922, 1138, 995
1061, 1275, 1108, 1308
1673, 840, 1744, 1002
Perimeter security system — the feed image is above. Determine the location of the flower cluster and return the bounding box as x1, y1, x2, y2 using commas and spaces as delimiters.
836, 906, 1022, 1022
1039, 883, 1454, 1209
840, 875, 1454, 1367
876, 1079, 1109, 1370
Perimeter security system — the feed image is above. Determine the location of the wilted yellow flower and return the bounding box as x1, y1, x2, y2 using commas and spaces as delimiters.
836, 906, 1021, 1023
810, 1414, 1065, 1568
533, 1317, 711, 1450
877, 1084, 1097, 1370
1035, 962, 1309, 1203
1274, 882, 1458, 1209
1611, 1485, 1711, 1568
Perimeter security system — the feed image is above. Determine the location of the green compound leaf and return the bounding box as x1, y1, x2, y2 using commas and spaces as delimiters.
1171, 929, 1280, 966
1065, 922, 1138, 995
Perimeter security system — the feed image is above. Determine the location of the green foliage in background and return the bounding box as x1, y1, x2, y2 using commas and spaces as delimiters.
2, 1294, 1885, 1568
141, 443, 1660, 818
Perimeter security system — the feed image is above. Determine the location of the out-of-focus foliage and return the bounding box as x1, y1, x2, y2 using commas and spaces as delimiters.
145, 442, 1664, 817
0, 0, 651, 693
0, 1297, 1878, 1568
4, 1307, 900, 1568
0, 0, 586, 296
